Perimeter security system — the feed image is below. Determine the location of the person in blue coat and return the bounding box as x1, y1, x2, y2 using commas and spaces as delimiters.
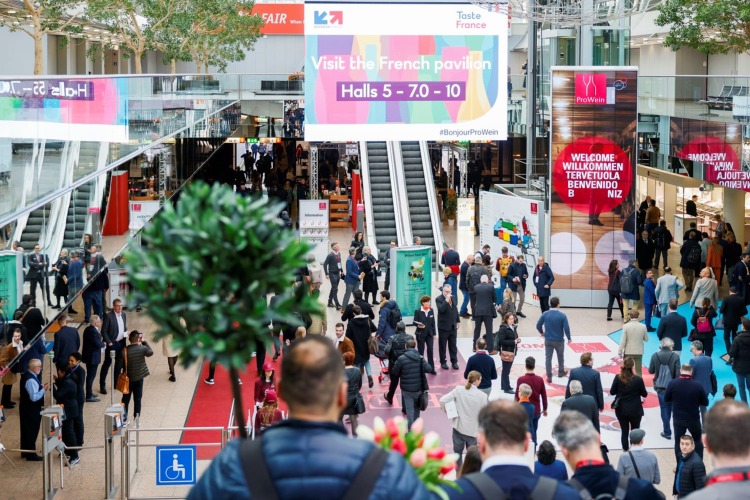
643, 269, 657, 332
620, 259, 643, 312
188, 336, 431, 500
377, 291, 400, 343
341, 247, 362, 310
532, 257, 555, 313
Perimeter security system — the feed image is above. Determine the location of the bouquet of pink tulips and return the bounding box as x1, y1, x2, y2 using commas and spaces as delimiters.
357, 416, 459, 498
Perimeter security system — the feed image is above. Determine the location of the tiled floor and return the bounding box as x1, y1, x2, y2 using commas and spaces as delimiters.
0, 223, 722, 498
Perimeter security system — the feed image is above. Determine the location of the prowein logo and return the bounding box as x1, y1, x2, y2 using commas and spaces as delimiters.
575, 73, 607, 105
314, 10, 343, 25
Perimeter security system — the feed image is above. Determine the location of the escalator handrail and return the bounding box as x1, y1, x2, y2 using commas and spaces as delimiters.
389, 141, 412, 246
358, 141, 379, 260
419, 141, 445, 268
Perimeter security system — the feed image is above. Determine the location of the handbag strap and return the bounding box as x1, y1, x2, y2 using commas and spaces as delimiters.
627, 451, 641, 479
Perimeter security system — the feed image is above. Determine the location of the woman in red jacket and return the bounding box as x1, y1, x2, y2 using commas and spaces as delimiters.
254, 362, 276, 406
254, 389, 283, 436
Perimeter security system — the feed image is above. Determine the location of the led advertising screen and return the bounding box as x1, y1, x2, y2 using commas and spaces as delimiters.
549, 67, 638, 307
0, 78, 128, 142
670, 117, 748, 192
304, 1, 508, 141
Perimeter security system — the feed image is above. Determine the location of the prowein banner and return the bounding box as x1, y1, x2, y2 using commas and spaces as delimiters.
304, 1, 507, 141
549, 67, 638, 307
391, 246, 432, 324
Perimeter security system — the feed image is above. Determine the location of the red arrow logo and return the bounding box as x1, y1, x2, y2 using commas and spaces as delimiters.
329, 11, 343, 24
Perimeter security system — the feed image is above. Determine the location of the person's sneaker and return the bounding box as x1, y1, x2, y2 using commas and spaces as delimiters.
85, 397, 100, 403
517, 312, 526, 318
204, 378, 214, 385
67, 457, 80, 466
661, 432, 672, 439
384, 394, 393, 405
647, 327, 656, 332
237, 378, 243, 385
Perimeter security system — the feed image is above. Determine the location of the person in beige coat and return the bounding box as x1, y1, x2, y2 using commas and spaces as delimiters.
689, 268, 719, 309
619, 309, 649, 377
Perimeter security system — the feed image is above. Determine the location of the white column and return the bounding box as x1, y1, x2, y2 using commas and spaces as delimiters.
723, 187, 746, 246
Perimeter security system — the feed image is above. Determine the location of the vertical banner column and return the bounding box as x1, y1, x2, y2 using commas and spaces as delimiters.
391, 246, 432, 324
549, 67, 638, 307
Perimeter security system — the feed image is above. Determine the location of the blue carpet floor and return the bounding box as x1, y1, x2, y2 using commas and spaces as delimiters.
609, 301, 736, 409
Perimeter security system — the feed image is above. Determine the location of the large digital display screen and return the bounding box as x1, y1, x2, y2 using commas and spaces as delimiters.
549, 67, 638, 307
0, 78, 129, 142
304, 2, 507, 141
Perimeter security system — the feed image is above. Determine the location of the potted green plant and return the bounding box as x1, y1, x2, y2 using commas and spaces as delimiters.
125, 182, 320, 437
444, 189, 457, 225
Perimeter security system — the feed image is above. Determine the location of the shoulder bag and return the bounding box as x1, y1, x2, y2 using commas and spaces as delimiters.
500, 331, 517, 363
627, 451, 641, 479
116, 347, 130, 394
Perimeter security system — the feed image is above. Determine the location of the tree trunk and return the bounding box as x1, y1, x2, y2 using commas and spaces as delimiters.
134, 50, 144, 74
170, 59, 176, 74
33, 31, 43, 75
228, 366, 248, 439
196, 61, 203, 75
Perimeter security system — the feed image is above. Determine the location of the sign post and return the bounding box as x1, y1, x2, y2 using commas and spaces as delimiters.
299, 199, 330, 263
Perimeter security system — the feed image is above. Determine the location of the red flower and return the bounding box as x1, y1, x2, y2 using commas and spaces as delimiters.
386, 419, 400, 438
391, 438, 407, 455
440, 464, 455, 475
232, 321, 240, 329
427, 448, 446, 460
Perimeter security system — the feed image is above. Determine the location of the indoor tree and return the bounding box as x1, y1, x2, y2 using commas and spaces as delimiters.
124, 182, 321, 438
0, 0, 85, 74
85, 0, 180, 73
656, 0, 750, 54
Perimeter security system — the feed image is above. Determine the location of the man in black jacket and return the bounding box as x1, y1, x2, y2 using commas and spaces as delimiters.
436, 284, 460, 370
466, 258, 490, 318
68, 352, 86, 446
388, 338, 431, 430
635, 231, 655, 276
27, 244, 51, 306
664, 363, 709, 462
720, 286, 748, 354
561, 380, 600, 432
472, 276, 496, 351
732, 252, 750, 304
649, 337, 681, 440
323, 242, 343, 309
99, 298, 127, 394
565, 352, 604, 411
458, 255, 474, 318
53, 314, 80, 365
673, 435, 706, 498
506, 255, 528, 318
340, 289, 374, 322
81, 315, 104, 402
657, 299, 688, 355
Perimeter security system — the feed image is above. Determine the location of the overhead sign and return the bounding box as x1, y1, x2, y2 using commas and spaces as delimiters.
549, 67, 638, 308
304, 2, 508, 141
0, 78, 128, 142
156, 446, 196, 486
252, 4, 304, 35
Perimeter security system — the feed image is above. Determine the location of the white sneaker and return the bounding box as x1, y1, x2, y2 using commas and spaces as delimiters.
237, 378, 243, 385
204, 378, 214, 385
68, 456, 80, 466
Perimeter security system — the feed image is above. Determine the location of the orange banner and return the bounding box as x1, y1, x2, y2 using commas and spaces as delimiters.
252, 4, 304, 35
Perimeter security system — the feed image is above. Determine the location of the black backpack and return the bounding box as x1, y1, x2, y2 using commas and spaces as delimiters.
687, 245, 702, 265
619, 269, 634, 295
654, 229, 668, 249
569, 474, 630, 500
388, 303, 402, 328
464, 473, 559, 499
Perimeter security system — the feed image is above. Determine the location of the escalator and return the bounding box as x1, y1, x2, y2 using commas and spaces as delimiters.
399, 141, 442, 263
19, 205, 49, 249
61, 181, 93, 251
364, 142, 399, 258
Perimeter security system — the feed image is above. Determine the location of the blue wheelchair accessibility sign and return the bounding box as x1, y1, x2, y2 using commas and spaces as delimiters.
156, 446, 196, 486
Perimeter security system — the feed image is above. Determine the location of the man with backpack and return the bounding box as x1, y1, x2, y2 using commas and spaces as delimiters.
386, 338, 431, 430
189, 336, 431, 500
652, 221, 673, 271
648, 337, 681, 440
680, 232, 703, 292
377, 291, 401, 344
619, 260, 643, 313
553, 410, 664, 500
444, 400, 579, 499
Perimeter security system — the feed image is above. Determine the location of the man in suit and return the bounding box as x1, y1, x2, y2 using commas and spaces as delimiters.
443, 400, 578, 499
53, 314, 80, 365
323, 242, 343, 309
27, 244, 51, 306
99, 298, 127, 395
561, 380, 600, 432
436, 284, 460, 370
413, 295, 436, 373
81, 315, 105, 402
720, 286, 748, 355
472, 275, 496, 352
657, 298, 688, 356
566, 352, 604, 412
